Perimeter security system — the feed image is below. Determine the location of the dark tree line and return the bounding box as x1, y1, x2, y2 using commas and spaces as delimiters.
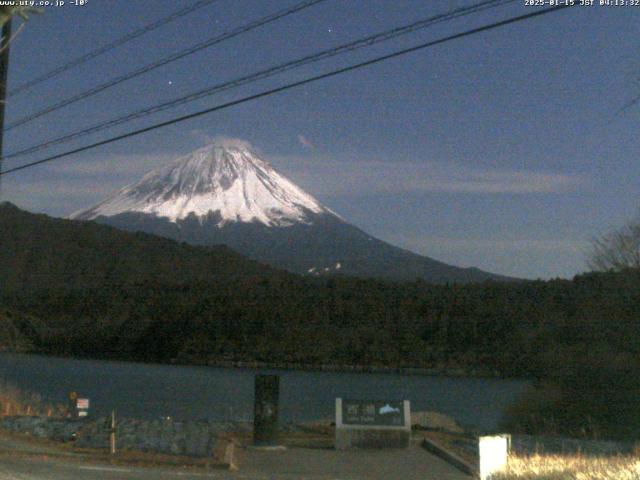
3, 269, 638, 379
2, 202, 640, 439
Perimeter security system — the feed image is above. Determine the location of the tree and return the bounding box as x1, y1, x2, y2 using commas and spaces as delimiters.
0, 7, 42, 27
589, 213, 640, 271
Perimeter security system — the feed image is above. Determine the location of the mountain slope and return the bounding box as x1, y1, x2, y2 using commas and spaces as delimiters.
72, 140, 509, 284
0, 201, 283, 292
0, 308, 40, 352
94, 210, 505, 283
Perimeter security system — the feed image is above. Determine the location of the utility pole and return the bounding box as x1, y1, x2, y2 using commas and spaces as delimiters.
0, 17, 11, 188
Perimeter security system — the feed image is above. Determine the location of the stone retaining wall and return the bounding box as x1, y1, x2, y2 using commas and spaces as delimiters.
0, 416, 253, 457
0, 416, 80, 442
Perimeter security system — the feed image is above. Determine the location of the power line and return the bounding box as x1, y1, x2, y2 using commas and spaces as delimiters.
0, 17, 11, 193
7, 0, 221, 98
3, 0, 515, 162
5, 0, 328, 130
0, 4, 574, 178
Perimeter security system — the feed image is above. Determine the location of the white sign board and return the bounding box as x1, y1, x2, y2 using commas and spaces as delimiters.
77, 398, 90, 409
479, 435, 509, 480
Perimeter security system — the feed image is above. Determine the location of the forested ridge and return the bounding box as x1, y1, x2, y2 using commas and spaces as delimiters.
2, 202, 638, 376
4, 271, 638, 374
2, 202, 640, 439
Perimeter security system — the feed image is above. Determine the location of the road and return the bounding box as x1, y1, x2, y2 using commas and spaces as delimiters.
0, 432, 471, 479
0, 457, 239, 480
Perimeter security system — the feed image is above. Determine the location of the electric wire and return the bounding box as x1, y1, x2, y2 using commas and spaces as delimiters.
5, 0, 328, 130
0, 4, 575, 178
3, 0, 515, 162
8, 0, 222, 97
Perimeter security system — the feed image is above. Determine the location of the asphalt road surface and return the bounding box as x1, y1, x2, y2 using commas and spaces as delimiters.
0, 433, 471, 480
0, 458, 235, 480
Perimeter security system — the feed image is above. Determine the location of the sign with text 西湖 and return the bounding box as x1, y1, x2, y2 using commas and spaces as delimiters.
335, 398, 411, 449
341, 399, 405, 427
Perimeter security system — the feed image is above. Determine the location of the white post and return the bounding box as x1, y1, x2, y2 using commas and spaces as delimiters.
479, 434, 510, 480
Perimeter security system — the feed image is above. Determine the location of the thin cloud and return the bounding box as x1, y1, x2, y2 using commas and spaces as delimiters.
210, 135, 254, 151
388, 235, 590, 252
5, 179, 117, 198
271, 156, 586, 197
190, 129, 216, 146
298, 134, 315, 149
41, 153, 175, 177
5, 153, 176, 217
3, 144, 588, 220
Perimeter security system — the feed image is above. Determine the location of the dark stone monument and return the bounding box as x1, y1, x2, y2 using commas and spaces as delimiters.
253, 374, 279, 446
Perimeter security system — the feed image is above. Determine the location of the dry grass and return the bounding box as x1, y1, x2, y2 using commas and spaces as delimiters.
494, 453, 640, 480
0, 381, 67, 418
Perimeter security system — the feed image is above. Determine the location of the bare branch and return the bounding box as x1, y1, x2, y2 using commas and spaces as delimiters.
589, 213, 640, 271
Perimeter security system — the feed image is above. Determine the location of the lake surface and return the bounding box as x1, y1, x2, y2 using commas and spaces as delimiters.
0, 353, 528, 431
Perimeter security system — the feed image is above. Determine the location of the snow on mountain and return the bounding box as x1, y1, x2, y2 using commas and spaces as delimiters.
70, 138, 511, 283
71, 140, 332, 227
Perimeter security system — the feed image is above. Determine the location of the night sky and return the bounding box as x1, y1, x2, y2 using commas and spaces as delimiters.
1, 0, 638, 279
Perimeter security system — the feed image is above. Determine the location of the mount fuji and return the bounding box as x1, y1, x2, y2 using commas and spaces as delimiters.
71, 140, 506, 283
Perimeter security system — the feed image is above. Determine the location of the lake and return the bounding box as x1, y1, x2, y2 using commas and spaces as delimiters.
0, 353, 528, 431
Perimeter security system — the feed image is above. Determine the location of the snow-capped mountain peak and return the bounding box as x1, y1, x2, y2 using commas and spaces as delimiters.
69, 138, 509, 283
71, 140, 331, 227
